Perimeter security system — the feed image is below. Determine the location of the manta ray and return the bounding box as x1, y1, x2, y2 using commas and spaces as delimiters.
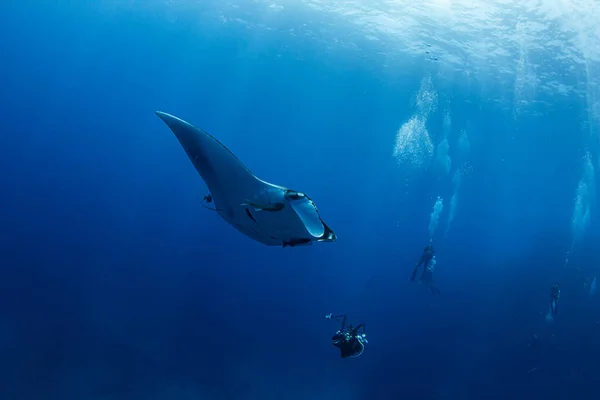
155, 111, 336, 247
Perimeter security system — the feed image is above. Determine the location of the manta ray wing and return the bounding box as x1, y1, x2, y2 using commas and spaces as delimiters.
155, 111, 336, 247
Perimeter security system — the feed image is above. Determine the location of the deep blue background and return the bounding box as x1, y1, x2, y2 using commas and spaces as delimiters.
0, 2, 599, 399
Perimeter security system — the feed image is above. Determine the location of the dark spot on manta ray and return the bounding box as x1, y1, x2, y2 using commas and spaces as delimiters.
245, 208, 257, 224
242, 201, 285, 212
282, 238, 312, 248
265, 202, 285, 212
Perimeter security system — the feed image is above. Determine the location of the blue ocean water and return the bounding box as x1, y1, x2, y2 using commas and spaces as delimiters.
1, 1, 599, 399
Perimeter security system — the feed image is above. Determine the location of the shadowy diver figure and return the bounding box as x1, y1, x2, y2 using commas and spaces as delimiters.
325, 313, 368, 358
420, 257, 440, 295
411, 242, 435, 282
528, 333, 539, 349
550, 283, 560, 316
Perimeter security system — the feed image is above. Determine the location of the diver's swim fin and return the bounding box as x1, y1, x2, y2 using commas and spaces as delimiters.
410, 266, 419, 281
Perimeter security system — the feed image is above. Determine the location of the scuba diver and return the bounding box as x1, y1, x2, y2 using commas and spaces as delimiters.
325, 313, 368, 358
550, 283, 560, 316
584, 276, 597, 296
411, 242, 435, 282
420, 257, 440, 295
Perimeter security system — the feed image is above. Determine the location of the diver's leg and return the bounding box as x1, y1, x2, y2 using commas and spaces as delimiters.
420, 261, 430, 279
411, 262, 422, 281
331, 315, 347, 328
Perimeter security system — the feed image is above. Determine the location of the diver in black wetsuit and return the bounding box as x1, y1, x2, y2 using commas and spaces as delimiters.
550, 283, 560, 316
325, 313, 368, 358
411, 243, 435, 282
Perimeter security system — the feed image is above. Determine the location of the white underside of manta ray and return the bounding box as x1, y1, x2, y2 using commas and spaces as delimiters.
155, 111, 336, 247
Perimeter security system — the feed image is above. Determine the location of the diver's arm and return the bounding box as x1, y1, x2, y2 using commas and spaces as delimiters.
330, 314, 348, 328
354, 323, 365, 334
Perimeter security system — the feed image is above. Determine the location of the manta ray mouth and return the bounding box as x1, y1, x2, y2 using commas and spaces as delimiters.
285, 190, 335, 241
